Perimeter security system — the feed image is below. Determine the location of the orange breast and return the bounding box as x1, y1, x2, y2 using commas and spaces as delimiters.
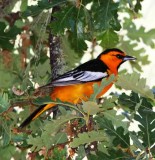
51, 81, 113, 104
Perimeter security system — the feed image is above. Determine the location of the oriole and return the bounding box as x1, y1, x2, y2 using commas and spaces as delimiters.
20, 48, 136, 128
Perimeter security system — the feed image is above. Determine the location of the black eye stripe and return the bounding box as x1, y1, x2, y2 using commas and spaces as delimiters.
116, 54, 124, 59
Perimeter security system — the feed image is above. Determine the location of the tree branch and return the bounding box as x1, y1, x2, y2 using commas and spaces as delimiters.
49, 6, 66, 80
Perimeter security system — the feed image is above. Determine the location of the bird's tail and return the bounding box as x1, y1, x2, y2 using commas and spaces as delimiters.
19, 103, 56, 128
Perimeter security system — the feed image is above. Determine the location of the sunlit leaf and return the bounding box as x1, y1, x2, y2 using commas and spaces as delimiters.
116, 72, 154, 100
103, 110, 128, 132
125, 20, 155, 48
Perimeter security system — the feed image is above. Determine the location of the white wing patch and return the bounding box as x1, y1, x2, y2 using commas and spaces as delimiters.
76, 71, 107, 81
52, 71, 108, 86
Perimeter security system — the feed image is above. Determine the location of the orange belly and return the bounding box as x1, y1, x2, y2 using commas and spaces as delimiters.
51, 81, 113, 104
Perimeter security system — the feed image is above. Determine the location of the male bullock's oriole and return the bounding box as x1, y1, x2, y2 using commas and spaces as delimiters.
20, 48, 136, 128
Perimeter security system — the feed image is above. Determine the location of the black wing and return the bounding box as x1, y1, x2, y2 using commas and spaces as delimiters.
42, 59, 109, 87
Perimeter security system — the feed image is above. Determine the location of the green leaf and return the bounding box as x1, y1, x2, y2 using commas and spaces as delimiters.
92, 0, 121, 31
70, 130, 108, 148
43, 115, 78, 134
113, 127, 130, 148
51, 4, 92, 33
52, 148, 66, 160
0, 22, 21, 50
0, 92, 10, 113
54, 132, 68, 144
33, 96, 56, 105
97, 141, 110, 156
87, 149, 131, 160
21, 0, 67, 17
76, 146, 86, 160
67, 30, 87, 53
134, 99, 155, 148
100, 96, 117, 109
95, 117, 130, 148
103, 110, 128, 132
14, 20, 25, 28
0, 146, 16, 159
99, 29, 119, 48
36, 59, 50, 78
90, 74, 115, 101
82, 101, 102, 115
127, 0, 143, 13
118, 92, 154, 116
51, 5, 75, 34
27, 134, 44, 151
0, 117, 11, 146
116, 72, 154, 100
118, 92, 141, 111
0, 50, 26, 89
51, 5, 89, 53
134, 0, 143, 13
61, 36, 80, 67
27, 115, 78, 151
125, 20, 155, 48
130, 132, 145, 151
20, 0, 28, 12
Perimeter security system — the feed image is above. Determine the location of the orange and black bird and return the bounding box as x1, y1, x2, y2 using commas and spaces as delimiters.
20, 48, 136, 128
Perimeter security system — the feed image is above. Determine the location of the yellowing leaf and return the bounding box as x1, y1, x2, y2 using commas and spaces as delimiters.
82, 101, 101, 115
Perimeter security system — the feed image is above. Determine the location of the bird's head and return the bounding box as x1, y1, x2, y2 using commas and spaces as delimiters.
97, 48, 136, 74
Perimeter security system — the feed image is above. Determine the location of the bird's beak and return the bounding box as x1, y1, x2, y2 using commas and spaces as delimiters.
123, 55, 136, 61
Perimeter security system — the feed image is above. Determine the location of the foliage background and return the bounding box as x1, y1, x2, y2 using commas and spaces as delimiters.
0, 0, 155, 159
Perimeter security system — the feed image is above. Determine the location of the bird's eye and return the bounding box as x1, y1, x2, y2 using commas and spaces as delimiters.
116, 54, 124, 59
